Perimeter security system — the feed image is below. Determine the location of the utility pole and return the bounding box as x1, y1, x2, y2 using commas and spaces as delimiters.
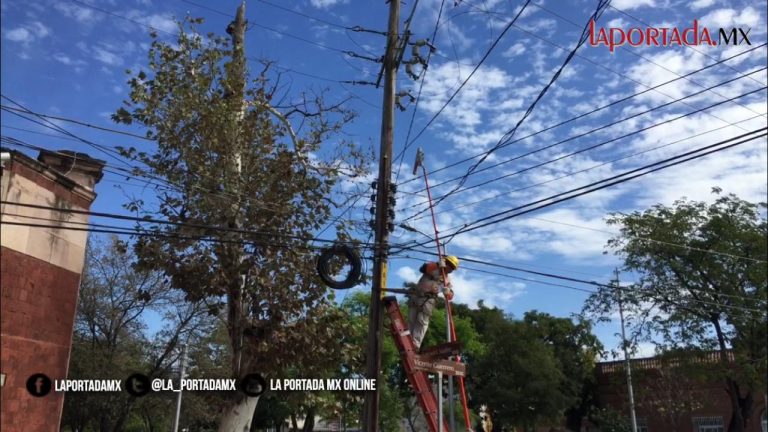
172, 344, 188, 432
615, 269, 638, 432
362, 0, 400, 430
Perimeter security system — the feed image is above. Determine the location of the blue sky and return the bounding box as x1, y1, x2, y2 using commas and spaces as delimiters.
2, 0, 766, 358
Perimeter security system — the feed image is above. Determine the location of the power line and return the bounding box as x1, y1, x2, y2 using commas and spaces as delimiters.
414, 71, 766, 195
404, 113, 765, 229
394, 248, 766, 314
394, 42, 766, 189
0, 105, 153, 141
401, 84, 766, 218
0, 201, 380, 248
446, 128, 766, 238
66, 0, 349, 84
527, 0, 766, 119
394, 0, 447, 185
404, 0, 534, 148
455, 0, 611, 186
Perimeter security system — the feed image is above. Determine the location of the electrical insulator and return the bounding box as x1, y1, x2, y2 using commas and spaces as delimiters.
387, 209, 396, 220
371, 193, 377, 202
387, 222, 395, 233
389, 183, 397, 194
371, 180, 378, 190
388, 195, 396, 207
370, 207, 376, 215
369, 220, 375, 229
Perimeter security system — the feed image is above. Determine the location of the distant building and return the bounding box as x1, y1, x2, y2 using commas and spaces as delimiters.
594, 351, 767, 432
1, 149, 104, 431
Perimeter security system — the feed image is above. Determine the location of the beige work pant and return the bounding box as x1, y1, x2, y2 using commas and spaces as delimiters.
407, 294, 436, 351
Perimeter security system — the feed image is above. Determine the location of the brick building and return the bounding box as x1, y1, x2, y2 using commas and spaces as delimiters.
595, 352, 767, 432
1, 149, 104, 431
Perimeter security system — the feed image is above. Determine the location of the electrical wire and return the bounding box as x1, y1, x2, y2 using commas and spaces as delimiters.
404, 112, 765, 224
446, 128, 767, 238
453, 0, 612, 189
404, 0, 534, 149
394, 0, 447, 185
527, 0, 766, 119
0, 201, 382, 248
395, 43, 766, 188
401, 85, 767, 219
393, 248, 767, 314
412, 72, 766, 197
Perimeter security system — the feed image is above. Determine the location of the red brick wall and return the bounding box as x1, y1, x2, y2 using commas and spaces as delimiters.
1, 246, 82, 432
596, 366, 767, 432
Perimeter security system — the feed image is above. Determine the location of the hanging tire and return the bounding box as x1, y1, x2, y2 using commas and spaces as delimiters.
316, 244, 362, 289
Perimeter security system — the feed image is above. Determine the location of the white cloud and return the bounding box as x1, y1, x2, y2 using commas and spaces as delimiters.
123, 10, 177, 34
5, 27, 32, 43
3, 21, 50, 43
502, 42, 526, 58
700, 6, 763, 29
53, 2, 101, 24
52, 53, 88, 68
310, 0, 347, 8
610, 0, 655, 10
690, 0, 716, 11
93, 46, 124, 66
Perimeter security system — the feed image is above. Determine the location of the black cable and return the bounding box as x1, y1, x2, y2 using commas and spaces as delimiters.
393, 249, 766, 313
448, 128, 767, 237
454, 0, 611, 188
394, 0, 447, 185
1, 96, 139, 171
404, 113, 766, 227
0, 200, 380, 248
0, 135, 283, 212
401, 84, 767, 220
392, 127, 766, 253
395, 43, 766, 188
404, 0, 533, 149
413, 72, 767, 197
0, 106, 153, 141
526, 1, 765, 119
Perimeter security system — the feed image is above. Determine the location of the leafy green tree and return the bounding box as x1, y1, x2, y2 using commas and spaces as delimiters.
112, 4, 368, 429
584, 190, 767, 432
467, 306, 568, 431
523, 311, 604, 431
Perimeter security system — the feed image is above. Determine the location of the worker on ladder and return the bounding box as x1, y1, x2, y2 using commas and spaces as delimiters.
407, 255, 459, 351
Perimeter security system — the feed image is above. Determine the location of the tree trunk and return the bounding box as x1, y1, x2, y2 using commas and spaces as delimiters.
217, 396, 260, 432
712, 318, 753, 432
565, 408, 584, 431
302, 406, 316, 432
291, 414, 299, 431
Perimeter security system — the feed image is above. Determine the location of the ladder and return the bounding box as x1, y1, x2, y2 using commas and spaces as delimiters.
383, 296, 449, 432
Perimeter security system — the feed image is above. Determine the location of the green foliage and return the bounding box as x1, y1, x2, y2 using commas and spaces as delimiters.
584, 189, 767, 430
588, 407, 631, 432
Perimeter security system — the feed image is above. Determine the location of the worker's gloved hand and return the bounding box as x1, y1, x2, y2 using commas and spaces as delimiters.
444, 288, 454, 301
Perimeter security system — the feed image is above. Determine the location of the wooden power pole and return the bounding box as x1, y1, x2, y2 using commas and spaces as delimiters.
362, 0, 400, 430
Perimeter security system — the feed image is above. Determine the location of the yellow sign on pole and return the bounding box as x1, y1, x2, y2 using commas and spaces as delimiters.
380, 262, 388, 298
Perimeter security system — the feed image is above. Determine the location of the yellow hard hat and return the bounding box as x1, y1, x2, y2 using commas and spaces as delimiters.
444, 255, 459, 270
